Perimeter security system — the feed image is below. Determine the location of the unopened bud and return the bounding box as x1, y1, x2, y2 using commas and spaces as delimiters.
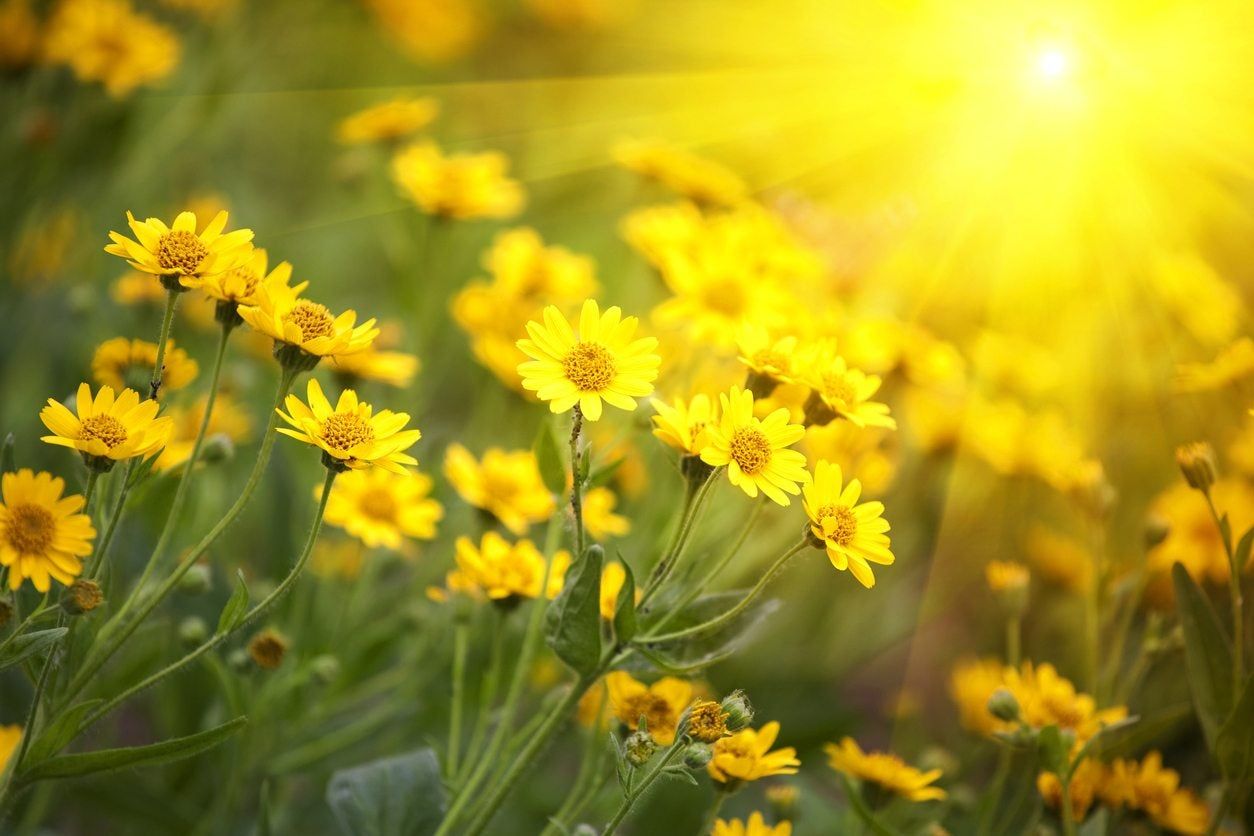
625, 729, 657, 767
311, 654, 341, 684
682, 742, 713, 769
766, 784, 800, 821
987, 688, 1021, 723
1176, 442, 1217, 492
248, 628, 288, 670
201, 433, 235, 464
179, 563, 212, 595
1143, 513, 1171, 550
60, 580, 103, 615
179, 616, 208, 646
720, 690, 754, 732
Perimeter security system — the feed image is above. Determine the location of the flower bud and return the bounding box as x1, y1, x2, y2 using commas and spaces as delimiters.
624, 729, 657, 767
227, 648, 250, 672
1176, 442, 1217, 493
687, 700, 729, 743
682, 742, 713, 769
200, 433, 235, 464
311, 654, 341, 684
178, 563, 212, 595
766, 784, 799, 821
248, 628, 288, 670
60, 580, 103, 615
178, 616, 208, 646
720, 690, 754, 732
987, 688, 1021, 723
1143, 513, 1171, 550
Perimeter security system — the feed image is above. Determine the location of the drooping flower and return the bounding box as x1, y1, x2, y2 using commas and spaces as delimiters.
392, 141, 524, 220
605, 671, 693, 745
711, 813, 791, 836
802, 460, 893, 588
319, 468, 443, 550
443, 443, 555, 535
650, 393, 716, 457
238, 283, 379, 366
276, 379, 421, 473
517, 300, 661, 421
449, 531, 569, 601
707, 721, 800, 784
41, 383, 173, 469
337, 97, 439, 145
0, 469, 96, 592
105, 210, 253, 289
582, 486, 629, 540
701, 386, 808, 506
91, 337, 199, 393
825, 737, 946, 802
43, 0, 181, 96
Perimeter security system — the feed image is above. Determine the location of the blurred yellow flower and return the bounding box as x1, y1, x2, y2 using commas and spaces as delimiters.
312, 538, 365, 581
111, 271, 170, 306
91, 337, 198, 393
525, 0, 635, 31
105, 210, 253, 288
949, 658, 1006, 736
650, 393, 716, 457
517, 300, 660, 421
1100, 752, 1209, 835
825, 737, 946, 802
1174, 337, 1254, 392
708, 721, 800, 784
153, 392, 252, 472
484, 227, 597, 299
443, 443, 554, 534
702, 386, 808, 506
605, 670, 692, 745
0, 726, 20, 774
737, 326, 799, 392
0, 0, 38, 70
451, 531, 568, 601
0, 469, 96, 592
276, 379, 421, 473
362, 0, 482, 64
803, 420, 898, 497
43, 0, 180, 96
392, 141, 524, 220
8, 207, 79, 286
614, 138, 748, 207
985, 560, 1029, 593
799, 352, 895, 430
598, 560, 640, 620
620, 201, 704, 269
1038, 756, 1104, 823
337, 97, 439, 145
238, 284, 379, 362
40, 383, 173, 468
1147, 480, 1254, 602
712, 812, 790, 836
802, 461, 893, 588
331, 347, 421, 389
190, 248, 306, 311
1024, 526, 1092, 594
582, 486, 629, 541
320, 468, 443, 550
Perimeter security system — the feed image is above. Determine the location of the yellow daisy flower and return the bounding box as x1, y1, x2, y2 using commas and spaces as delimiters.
598, 561, 641, 620
1038, 757, 1105, 822
801, 461, 893, 588
43, 0, 180, 97
319, 468, 443, 550
582, 486, 630, 540
613, 138, 748, 208
985, 560, 1029, 593
712, 812, 792, 836
800, 353, 895, 429
276, 379, 421, 474
91, 337, 199, 393
40, 383, 173, 470
650, 393, 716, 457
111, 271, 168, 306
330, 348, 421, 389
443, 443, 555, 535
152, 391, 252, 472
190, 247, 307, 312
391, 140, 525, 220
517, 300, 660, 421
451, 531, 569, 601
701, 386, 808, 506
605, 670, 693, 745
337, 97, 439, 145
483, 227, 598, 299
736, 325, 799, 393
825, 737, 946, 802
0, 469, 96, 592
708, 721, 800, 784
237, 283, 379, 366
105, 209, 253, 289
1100, 752, 1210, 834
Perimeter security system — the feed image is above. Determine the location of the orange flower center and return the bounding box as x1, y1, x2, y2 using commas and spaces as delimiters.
816, 504, 857, 546
157, 230, 209, 274
320, 412, 374, 452
284, 301, 336, 342
5, 503, 56, 554
729, 427, 771, 474
220, 266, 260, 301
359, 487, 398, 522
79, 414, 128, 449
563, 342, 616, 392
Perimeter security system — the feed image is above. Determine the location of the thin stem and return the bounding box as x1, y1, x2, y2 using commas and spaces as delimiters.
696, 791, 727, 836
1205, 493, 1245, 691
543, 688, 609, 836
570, 406, 585, 558
11, 612, 64, 775
84, 462, 135, 581
458, 609, 507, 784
602, 737, 687, 834
641, 540, 808, 643
1085, 522, 1104, 699
149, 289, 180, 401
639, 467, 719, 608
447, 620, 470, 780
1059, 778, 1078, 836
82, 470, 100, 513
1006, 616, 1021, 668
78, 467, 337, 731
1205, 787, 1227, 836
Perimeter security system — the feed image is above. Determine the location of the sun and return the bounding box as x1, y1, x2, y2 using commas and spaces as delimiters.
1034, 45, 1071, 81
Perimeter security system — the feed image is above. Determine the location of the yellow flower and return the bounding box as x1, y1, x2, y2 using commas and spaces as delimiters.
0, 470, 96, 593
1101, 752, 1209, 835
0, 0, 38, 70
111, 271, 168, 306
1024, 526, 1092, 594
42, 0, 180, 96
190, 247, 306, 309
451, 531, 569, 601
650, 393, 717, 457
1174, 337, 1254, 392
483, 227, 598, 299
40, 383, 173, 468
605, 670, 693, 745
238, 283, 379, 362
152, 392, 252, 472
320, 468, 443, 550
312, 538, 365, 581
620, 201, 704, 269
91, 337, 199, 393
949, 658, 1009, 736
800, 351, 895, 430
443, 443, 555, 534
803, 420, 898, 497
517, 300, 660, 421
576, 678, 613, 730
737, 325, 799, 390
582, 486, 629, 541
330, 348, 421, 389
1038, 756, 1106, 822
825, 737, 946, 802
362, 0, 482, 64
802, 461, 893, 588
0, 726, 21, 774
613, 138, 748, 207
105, 210, 254, 288
598, 561, 641, 620
1147, 480, 1254, 603
985, 560, 1029, 593
712, 812, 791, 836
392, 140, 524, 220
708, 721, 800, 784
337, 97, 439, 145
276, 379, 421, 473
702, 386, 808, 506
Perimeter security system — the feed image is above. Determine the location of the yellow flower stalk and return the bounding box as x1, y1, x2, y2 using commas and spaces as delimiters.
701, 385, 808, 506
276, 379, 421, 473
650, 393, 716, 457
825, 737, 946, 802
337, 97, 439, 145
707, 721, 800, 784
43, 0, 181, 97
605, 671, 693, 745
517, 300, 660, 421
319, 468, 443, 550
105, 209, 254, 290
91, 337, 199, 393
391, 140, 524, 220
712, 812, 792, 836
238, 283, 379, 369
40, 383, 173, 470
450, 531, 569, 601
0, 469, 96, 592
443, 443, 555, 535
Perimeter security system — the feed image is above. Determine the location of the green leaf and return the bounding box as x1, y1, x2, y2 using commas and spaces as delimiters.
1171, 562, 1234, 750
19, 716, 246, 782
635, 590, 780, 674
24, 699, 103, 766
533, 421, 566, 496
1084, 704, 1193, 761
612, 558, 637, 644
1071, 716, 1139, 768
1216, 674, 1254, 788
215, 570, 250, 636
1236, 528, 1254, 577
0, 627, 67, 671
1036, 725, 1069, 776
588, 457, 624, 489
326, 748, 445, 836
544, 545, 604, 676
0, 433, 15, 475
981, 750, 1044, 835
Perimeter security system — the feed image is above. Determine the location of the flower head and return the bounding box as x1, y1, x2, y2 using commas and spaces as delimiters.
517, 300, 660, 421
800, 352, 895, 429
320, 468, 443, 550
105, 210, 253, 288
450, 531, 569, 601
238, 283, 379, 366
582, 486, 630, 540
330, 348, 421, 389
707, 721, 800, 784
392, 140, 524, 220
711, 813, 792, 836
443, 444, 555, 534
0, 469, 96, 592
825, 737, 946, 802
190, 248, 306, 313
1099, 752, 1209, 834
606, 671, 693, 745
688, 700, 730, 743
41, 383, 173, 469
701, 386, 808, 506
986, 560, 1029, 593
737, 325, 799, 393
92, 337, 199, 393
43, 0, 180, 96
613, 138, 748, 207
337, 97, 439, 145
248, 628, 287, 669
802, 461, 893, 587
276, 379, 421, 473
651, 393, 716, 457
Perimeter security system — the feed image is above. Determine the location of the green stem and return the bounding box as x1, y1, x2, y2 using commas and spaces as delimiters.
77, 467, 337, 732
1205, 493, 1245, 691
641, 540, 808, 643
447, 620, 470, 780
696, 791, 727, 836
571, 406, 585, 558
458, 608, 507, 784
10, 612, 64, 776
59, 366, 298, 709
1204, 787, 1227, 836
543, 687, 609, 836
639, 467, 719, 609
602, 737, 687, 834
84, 462, 135, 581
1059, 777, 1078, 836
149, 289, 180, 401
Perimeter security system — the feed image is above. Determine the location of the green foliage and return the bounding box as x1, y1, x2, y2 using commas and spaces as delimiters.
215, 569, 250, 636
326, 748, 445, 836
1216, 674, 1254, 790
545, 545, 604, 676
533, 420, 567, 497
611, 557, 637, 644
1171, 562, 1234, 749
0, 627, 66, 672
23, 698, 103, 765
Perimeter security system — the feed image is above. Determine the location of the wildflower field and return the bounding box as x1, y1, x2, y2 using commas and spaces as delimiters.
3, 0, 1254, 834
